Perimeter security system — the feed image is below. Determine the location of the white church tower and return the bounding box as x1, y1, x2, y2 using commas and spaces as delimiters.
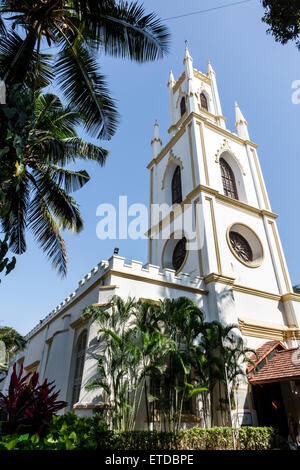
147, 43, 300, 349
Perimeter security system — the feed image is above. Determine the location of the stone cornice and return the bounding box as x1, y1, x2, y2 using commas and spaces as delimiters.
147, 111, 258, 169
239, 317, 300, 341
146, 184, 278, 238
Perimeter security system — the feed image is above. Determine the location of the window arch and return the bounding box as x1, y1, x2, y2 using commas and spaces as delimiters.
220, 157, 238, 200
180, 97, 186, 117
71, 330, 87, 405
172, 237, 187, 271
200, 93, 208, 111
171, 166, 182, 205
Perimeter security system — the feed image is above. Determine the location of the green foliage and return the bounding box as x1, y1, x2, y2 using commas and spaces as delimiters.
0, 86, 107, 276
0, 412, 110, 450
0, 235, 16, 282
0, 414, 287, 450
261, 0, 300, 49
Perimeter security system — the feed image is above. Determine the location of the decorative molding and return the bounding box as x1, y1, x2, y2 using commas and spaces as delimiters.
147, 111, 258, 170
193, 69, 211, 84
205, 197, 221, 274
70, 316, 91, 330
282, 292, 300, 302
226, 222, 264, 269
45, 329, 69, 345
102, 269, 208, 296
249, 148, 271, 211
161, 150, 184, 190
238, 317, 300, 341
146, 184, 278, 238
233, 284, 281, 301
168, 110, 188, 134
197, 121, 209, 185
215, 139, 246, 175
173, 71, 186, 94
187, 123, 196, 189
204, 273, 235, 285
98, 285, 119, 290
24, 360, 40, 372
193, 197, 204, 277
268, 221, 291, 292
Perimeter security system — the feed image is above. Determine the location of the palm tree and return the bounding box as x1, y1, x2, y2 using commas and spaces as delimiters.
0, 88, 107, 276
0, 0, 169, 140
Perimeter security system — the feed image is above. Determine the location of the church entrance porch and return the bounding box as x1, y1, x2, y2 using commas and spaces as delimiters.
248, 341, 300, 436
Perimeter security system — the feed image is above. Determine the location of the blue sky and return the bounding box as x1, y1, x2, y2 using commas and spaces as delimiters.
2, 0, 300, 335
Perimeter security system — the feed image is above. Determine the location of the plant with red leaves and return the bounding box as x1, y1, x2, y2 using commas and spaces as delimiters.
0, 363, 67, 436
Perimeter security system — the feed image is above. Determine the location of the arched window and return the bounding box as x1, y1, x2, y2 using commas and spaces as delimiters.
200, 93, 208, 111
71, 330, 87, 405
172, 237, 187, 271
171, 166, 182, 205
180, 97, 186, 117
220, 157, 238, 200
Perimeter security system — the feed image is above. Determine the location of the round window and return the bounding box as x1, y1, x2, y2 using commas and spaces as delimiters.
227, 223, 264, 268
229, 231, 253, 264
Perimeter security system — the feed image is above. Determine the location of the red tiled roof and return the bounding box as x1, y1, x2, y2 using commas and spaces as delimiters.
249, 347, 300, 385
247, 340, 285, 373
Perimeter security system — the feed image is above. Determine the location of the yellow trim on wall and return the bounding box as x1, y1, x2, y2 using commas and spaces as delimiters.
193, 69, 211, 84
197, 121, 210, 185
173, 71, 186, 94
102, 269, 208, 295
193, 197, 204, 277
187, 122, 196, 189
250, 148, 271, 211
238, 317, 300, 341
24, 360, 40, 373
205, 196, 221, 274
147, 111, 258, 169
268, 221, 291, 292
226, 222, 265, 269
146, 184, 278, 238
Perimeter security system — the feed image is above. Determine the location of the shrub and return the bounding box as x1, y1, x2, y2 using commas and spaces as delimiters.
0, 413, 288, 451
0, 363, 66, 436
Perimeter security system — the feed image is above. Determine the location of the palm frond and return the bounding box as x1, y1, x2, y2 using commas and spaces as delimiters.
47, 165, 90, 193
0, 174, 29, 254
82, 0, 170, 61
0, 30, 53, 88
27, 188, 68, 278
56, 41, 118, 140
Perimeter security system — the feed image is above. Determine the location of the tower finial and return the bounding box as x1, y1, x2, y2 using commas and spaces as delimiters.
183, 40, 192, 64
168, 69, 175, 88
235, 102, 249, 140
151, 120, 162, 158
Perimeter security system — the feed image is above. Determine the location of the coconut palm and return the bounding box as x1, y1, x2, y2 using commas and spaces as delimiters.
0, 88, 107, 276
0, 0, 169, 140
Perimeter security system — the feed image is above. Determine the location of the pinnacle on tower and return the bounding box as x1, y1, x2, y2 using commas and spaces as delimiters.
207, 60, 215, 75
235, 102, 250, 140
168, 69, 175, 88
183, 40, 192, 64
151, 120, 162, 158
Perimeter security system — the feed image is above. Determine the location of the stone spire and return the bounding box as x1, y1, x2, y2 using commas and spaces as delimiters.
235, 102, 250, 141
151, 120, 162, 158
183, 40, 192, 66
168, 69, 175, 88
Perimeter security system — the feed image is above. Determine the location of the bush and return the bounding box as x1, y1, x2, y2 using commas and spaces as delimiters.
0, 363, 66, 436
0, 412, 110, 450
0, 412, 287, 451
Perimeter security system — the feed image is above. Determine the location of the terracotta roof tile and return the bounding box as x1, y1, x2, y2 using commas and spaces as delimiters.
249, 347, 300, 385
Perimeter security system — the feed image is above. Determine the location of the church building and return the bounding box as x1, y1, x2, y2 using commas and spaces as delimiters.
3, 44, 300, 432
